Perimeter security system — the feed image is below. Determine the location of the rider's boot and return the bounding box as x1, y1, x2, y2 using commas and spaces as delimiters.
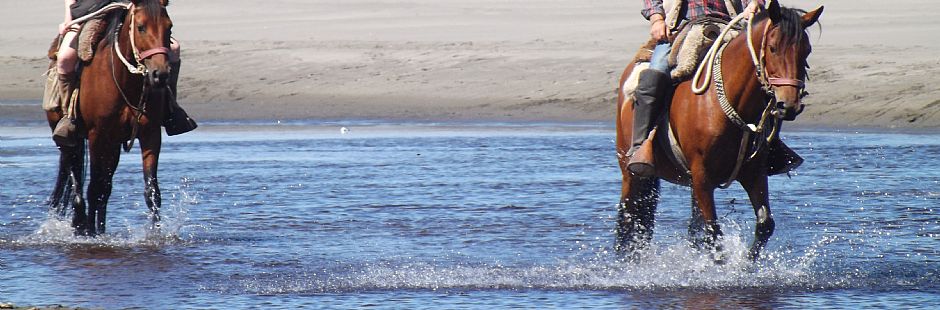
767, 139, 803, 176
52, 72, 79, 147
628, 69, 670, 177
163, 59, 198, 136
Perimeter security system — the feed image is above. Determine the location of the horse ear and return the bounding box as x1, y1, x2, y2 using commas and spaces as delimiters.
768, 0, 782, 22
802, 6, 824, 28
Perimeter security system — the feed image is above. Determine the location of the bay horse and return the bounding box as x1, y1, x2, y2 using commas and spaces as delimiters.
46, 0, 175, 236
614, 1, 824, 260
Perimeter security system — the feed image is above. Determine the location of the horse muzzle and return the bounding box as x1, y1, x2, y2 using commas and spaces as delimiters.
146, 68, 170, 88
774, 101, 804, 121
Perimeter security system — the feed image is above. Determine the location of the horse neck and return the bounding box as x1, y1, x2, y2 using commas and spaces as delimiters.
717, 22, 769, 122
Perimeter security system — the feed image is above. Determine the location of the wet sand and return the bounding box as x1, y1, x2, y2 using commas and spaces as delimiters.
1, 0, 938, 128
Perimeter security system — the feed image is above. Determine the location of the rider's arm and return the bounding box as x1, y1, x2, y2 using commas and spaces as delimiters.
743, 0, 766, 15
641, 0, 665, 20
642, 0, 667, 42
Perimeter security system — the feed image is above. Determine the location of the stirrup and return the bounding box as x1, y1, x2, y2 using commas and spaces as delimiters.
628, 129, 657, 177
163, 109, 198, 136
767, 140, 803, 176
52, 117, 79, 147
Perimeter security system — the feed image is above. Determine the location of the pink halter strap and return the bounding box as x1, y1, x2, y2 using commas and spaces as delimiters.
767, 78, 804, 88
138, 47, 169, 60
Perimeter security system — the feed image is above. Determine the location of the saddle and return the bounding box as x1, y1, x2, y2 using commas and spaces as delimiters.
42, 18, 110, 112
621, 19, 740, 98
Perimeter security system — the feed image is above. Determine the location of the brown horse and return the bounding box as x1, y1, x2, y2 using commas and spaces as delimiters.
46, 0, 174, 236
615, 1, 823, 260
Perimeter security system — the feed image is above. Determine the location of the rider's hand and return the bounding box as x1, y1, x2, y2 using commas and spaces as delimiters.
58, 22, 68, 35
649, 14, 668, 42
743, 1, 761, 17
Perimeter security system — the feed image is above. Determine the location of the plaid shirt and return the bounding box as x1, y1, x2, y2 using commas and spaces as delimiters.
642, 0, 764, 21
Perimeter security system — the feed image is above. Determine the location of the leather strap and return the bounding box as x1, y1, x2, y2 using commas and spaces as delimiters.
138, 47, 169, 60
767, 78, 804, 88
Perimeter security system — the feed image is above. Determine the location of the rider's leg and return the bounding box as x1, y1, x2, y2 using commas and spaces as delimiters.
628, 42, 672, 177
163, 37, 198, 136
767, 139, 803, 176
52, 26, 81, 147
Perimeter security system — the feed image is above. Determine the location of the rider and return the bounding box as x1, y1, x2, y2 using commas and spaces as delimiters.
51, 0, 196, 146
630, 0, 800, 176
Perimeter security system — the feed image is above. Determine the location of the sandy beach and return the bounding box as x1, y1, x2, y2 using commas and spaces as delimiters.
1, 0, 938, 127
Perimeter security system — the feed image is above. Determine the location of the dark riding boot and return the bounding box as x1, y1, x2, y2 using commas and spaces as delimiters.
628, 69, 670, 177
767, 139, 803, 176
52, 73, 79, 147
163, 59, 198, 136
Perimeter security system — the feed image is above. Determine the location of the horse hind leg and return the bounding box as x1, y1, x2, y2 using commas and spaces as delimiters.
616, 176, 660, 257
67, 140, 90, 235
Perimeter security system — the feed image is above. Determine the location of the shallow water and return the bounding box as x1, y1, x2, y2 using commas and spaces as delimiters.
1, 123, 938, 308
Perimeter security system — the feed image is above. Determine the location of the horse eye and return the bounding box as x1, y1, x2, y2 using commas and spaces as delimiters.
137, 25, 145, 33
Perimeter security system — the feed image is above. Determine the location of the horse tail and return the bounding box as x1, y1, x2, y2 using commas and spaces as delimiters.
48, 140, 86, 218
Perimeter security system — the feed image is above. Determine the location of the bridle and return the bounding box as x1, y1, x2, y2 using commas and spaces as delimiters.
107, 2, 170, 151
687, 10, 811, 188
746, 17, 807, 101
114, 3, 170, 76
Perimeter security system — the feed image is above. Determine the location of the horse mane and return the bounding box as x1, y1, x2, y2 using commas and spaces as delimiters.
136, 0, 165, 22
753, 6, 808, 45
102, 0, 166, 46
752, 5, 815, 79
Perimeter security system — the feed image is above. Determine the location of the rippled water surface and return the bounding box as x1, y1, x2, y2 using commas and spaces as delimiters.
1, 123, 938, 308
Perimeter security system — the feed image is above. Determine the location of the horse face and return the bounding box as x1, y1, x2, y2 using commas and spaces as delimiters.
763, 28, 808, 121
763, 3, 824, 121
131, 0, 173, 87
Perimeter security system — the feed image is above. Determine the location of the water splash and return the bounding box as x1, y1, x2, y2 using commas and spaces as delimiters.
10, 178, 199, 249
230, 230, 825, 295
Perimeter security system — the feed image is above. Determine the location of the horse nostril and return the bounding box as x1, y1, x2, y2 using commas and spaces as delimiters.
148, 70, 169, 86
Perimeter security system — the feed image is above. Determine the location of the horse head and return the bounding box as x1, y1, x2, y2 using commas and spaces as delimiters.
757, 0, 823, 121
128, 0, 173, 87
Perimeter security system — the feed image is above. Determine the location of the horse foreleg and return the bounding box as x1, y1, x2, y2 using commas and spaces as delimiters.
739, 172, 774, 261
86, 136, 120, 236
139, 126, 162, 229
688, 195, 706, 248
616, 176, 660, 256
691, 171, 723, 255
